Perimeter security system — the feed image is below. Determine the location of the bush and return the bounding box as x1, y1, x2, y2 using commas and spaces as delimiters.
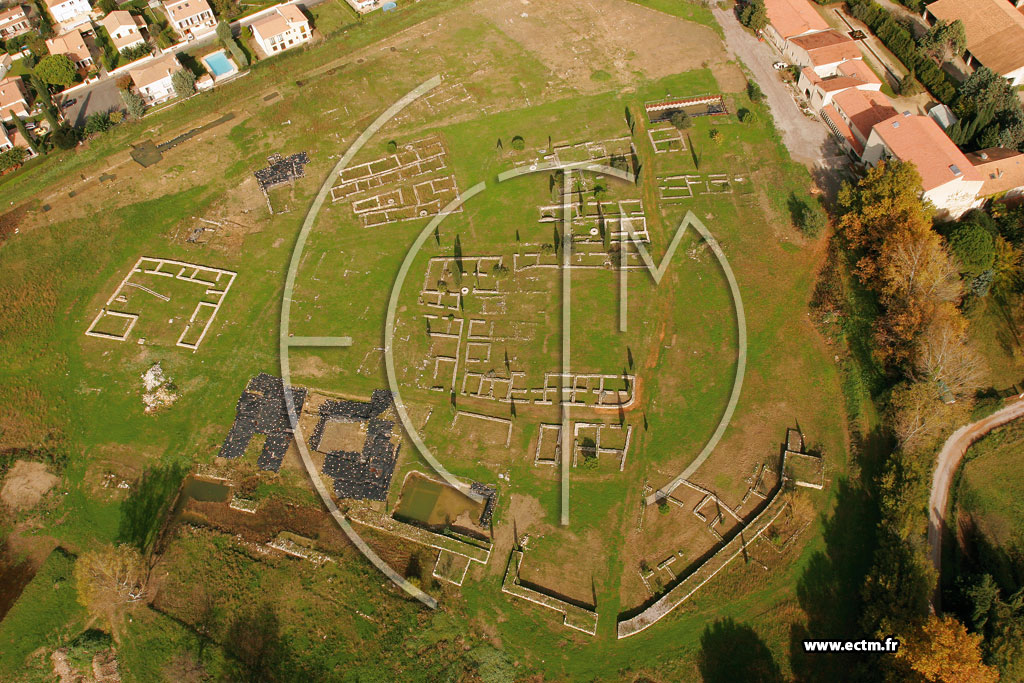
386, 139, 397, 153
746, 79, 764, 103
709, 128, 723, 144
119, 42, 152, 63
51, 126, 80, 150
739, 108, 758, 124
0, 146, 27, 171
949, 221, 996, 277
670, 110, 691, 130
84, 112, 112, 135
171, 68, 196, 98
510, 135, 525, 151
120, 88, 146, 118
798, 201, 827, 237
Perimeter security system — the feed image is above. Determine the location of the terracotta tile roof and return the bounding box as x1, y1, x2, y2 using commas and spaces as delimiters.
251, 4, 308, 41
832, 88, 897, 140
163, 0, 211, 23
927, 0, 1024, 77
790, 29, 860, 65
100, 10, 145, 50
45, 29, 91, 63
871, 114, 982, 191
966, 147, 1024, 196
821, 104, 864, 155
836, 59, 880, 84
130, 53, 180, 89
764, 0, 829, 39
0, 5, 29, 32
0, 76, 29, 115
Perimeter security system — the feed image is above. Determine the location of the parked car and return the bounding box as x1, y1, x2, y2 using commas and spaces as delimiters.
60, 98, 77, 110
773, 62, 788, 70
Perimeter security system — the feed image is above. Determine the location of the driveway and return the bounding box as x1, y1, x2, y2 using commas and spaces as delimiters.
927, 398, 1024, 607
60, 77, 123, 128
712, 5, 847, 185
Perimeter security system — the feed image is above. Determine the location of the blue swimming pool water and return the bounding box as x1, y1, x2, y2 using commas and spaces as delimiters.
204, 52, 233, 77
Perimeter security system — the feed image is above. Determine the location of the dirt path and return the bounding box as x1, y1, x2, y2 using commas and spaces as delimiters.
928, 398, 1024, 600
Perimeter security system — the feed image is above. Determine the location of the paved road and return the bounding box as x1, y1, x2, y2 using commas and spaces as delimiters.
927, 398, 1024, 605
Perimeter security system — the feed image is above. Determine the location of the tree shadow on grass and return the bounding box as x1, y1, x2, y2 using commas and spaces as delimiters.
116, 460, 188, 553
698, 617, 783, 682
223, 602, 296, 683
789, 427, 892, 682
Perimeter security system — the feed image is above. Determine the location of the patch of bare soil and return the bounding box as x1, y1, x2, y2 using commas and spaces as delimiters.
489, 493, 549, 576
472, 0, 733, 94
1, 460, 59, 511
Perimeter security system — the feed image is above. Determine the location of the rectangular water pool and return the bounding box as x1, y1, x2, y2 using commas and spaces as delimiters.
203, 52, 234, 77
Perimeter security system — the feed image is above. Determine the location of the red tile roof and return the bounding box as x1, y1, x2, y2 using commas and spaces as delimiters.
790, 29, 860, 66
831, 88, 897, 140
765, 0, 829, 39
966, 147, 1024, 196
871, 114, 982, 191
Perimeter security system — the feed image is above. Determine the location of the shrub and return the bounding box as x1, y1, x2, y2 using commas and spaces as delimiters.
386, 139, 398, 153
171, 68, 196, 98
709, 128, 723, 144
119, 42, 152, 63
798, 201, 827, 237
0, 146, 27, 171
746, 79, 764, 103
510, 135, 525, 151
84, 112, 112, 135
739, 108, 758, 123
120, 88, 146, 118
670, 110, 691, 130
949, 221, 996, 277
51, 126, 80, 150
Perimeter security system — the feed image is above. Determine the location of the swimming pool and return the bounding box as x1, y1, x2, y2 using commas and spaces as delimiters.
203, 51, 235, 78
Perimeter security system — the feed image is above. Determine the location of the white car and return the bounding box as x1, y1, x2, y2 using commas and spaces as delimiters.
773, 62, 788, 70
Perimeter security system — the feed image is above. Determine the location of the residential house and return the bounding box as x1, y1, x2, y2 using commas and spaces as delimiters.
820, 88, 898, 156
163, 0, 215, 40
862, 113, 984, 218
344, 0, 380, 13
797, 59, 881, 110
250, 4, 311, 55
44, 0, 91, 28
0, 76, 30, 120
924, 0, 1024, 86
46, 29, 93, 70
763, 0, 830, 52
100, 10, 146, 52
0, 53, 11, 80
966, 147, 1024, 205
129, 52, 182, 103
0, 121, 36, 157
786, 28, 861, 75
0, 5, 32, 39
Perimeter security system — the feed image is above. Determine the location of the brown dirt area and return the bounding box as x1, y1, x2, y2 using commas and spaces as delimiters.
1, 461, 60, 511
319, 421, 367, 453
472, 0, 744, 94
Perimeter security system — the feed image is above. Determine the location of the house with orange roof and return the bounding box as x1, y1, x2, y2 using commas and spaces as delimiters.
163, 0, 215, 40
0, 121, 37, 158
129, 52, 182, 103
0, 76, 30, 120
100, 10, 147, 52
925, 0, 1024, 87
820, 88, 897, 156
0, 5, 32, 40
250, 4, 311, 56
786, 29, 861, 75
797, 59, 881, 111
763, 0, 829, 51
46, 29, 93, 70
966, 147, 1024, 205
863, 113, 984, 218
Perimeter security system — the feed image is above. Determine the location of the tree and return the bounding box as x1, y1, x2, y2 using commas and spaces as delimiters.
739, 108, 759, 124
746, 79, 763, 103
797, 200, 826, 237
949, 220, 996, 278
886, 379, 966, 452
510, 135, 525, 151
8, 111, 39, 155
911, 303, 986, 399
919, 19, 966, 62
0, 146, 27, 171
35, 54, 77, 87
120, 88, 146, 118
738, 0, 768, 32
171, 68, 196, 98
386, 139, 397, 154
895, 615, 999, 683
670, 110, 691, 130
955, 67, 1017, 121
898, 68, 922, 96
51, 125, 80, 150
216, 21, 248, 68
84, 112, 112, 135
74, 544, 149, 632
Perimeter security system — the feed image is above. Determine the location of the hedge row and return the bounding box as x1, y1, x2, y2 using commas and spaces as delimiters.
847, 0, 958, 104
